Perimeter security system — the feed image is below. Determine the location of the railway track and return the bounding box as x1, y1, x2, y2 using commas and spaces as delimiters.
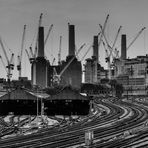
0, 97, 148, 148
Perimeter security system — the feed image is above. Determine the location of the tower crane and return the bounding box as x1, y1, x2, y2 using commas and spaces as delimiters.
81, 44, 92, 61
100, 25, 122, 79
53, 43, 86, 85
17, 25, 26, 78
111, 26, 122, 50
44, 24, 54, 61
52, 58, 55, 66
58, 36, 62, 65
100, 24, 122, 60
27, 14, 53, 63
44, 24, 53, 47
98, 14, 109, 63
28, 13, 43, 62
0, 55, 7, 73
0, 37, 14, 83
127, 27, 146, 50
79, 15, 109, 71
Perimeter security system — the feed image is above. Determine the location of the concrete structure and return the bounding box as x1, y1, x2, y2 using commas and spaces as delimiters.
31, 27, 49, 88
55, 24, 82, 89
60, 56, 82, 89
92, 36, 98, 62
84, 58, 108, 84
84, 36, 108, 84
121, 34, 127, 60
68, 24, 75, 56
92, 36, 99, 83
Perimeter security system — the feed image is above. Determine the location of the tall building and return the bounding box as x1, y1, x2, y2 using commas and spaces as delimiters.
59, 24, 82, 89
31, 27, 49, 88
48, 24, 82, 89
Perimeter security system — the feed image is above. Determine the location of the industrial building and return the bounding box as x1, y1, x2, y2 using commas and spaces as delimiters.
54, 24, 82, 89
31, 24, 82, 89
102, 34, 148, 96
84, 31, 148, 96
31, 27, 49, 88
0, 21, 89, 116
113, 57, 148, 96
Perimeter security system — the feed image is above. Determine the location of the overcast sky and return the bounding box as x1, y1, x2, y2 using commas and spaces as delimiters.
0, 0, 148, 80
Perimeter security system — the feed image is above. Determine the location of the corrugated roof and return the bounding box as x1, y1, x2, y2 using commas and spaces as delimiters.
25, 90, 50, 99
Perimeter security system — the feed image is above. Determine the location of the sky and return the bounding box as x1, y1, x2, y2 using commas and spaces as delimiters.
0, 0, 148, 80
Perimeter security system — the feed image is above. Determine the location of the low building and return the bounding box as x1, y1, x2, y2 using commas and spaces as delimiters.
0, 87, 90, 116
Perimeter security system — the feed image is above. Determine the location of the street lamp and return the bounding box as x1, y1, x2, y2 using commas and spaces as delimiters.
127, 75, 129, 100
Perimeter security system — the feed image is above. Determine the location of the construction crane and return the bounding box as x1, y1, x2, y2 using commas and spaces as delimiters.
58, 36, 62, 65
44, 24, 53, 47
111, 26, 122, 49
99, 24, 112, 54
80, 15, 109, 65
27, 15, 53, 63
98, 14, 109, 63
25, 49, 31, 63
100, 25, 122, 79
100, 24, 122, 59
28, 13, 43, 62
53, 43, 86, 85
0, 55, 7, 73
0, 37, 14, 83
81, 44, 92, 61
17, 25, 26, 78
52, 58, 55, 66
127, 27, 146, 50
27, 14, 52, 60
25, 46, 35, 64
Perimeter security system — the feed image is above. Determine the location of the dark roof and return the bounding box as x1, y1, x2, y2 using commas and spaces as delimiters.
0, 87, 88, 101
48, 86, 89, 100
0, 88, 50, 100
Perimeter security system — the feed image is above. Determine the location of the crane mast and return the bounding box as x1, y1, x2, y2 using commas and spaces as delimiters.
17, 25, 26, 78
81, 44, 92, 61
111, 26, 122, 49
58, 36, 62, 65
127, 27, 146, 50
100, 24, 122, 79
0, 55, 7, 73
25, 49, 31, 62
0, 37, 9, 63
44, 24, 53, 46
0, 37, 14, 83
98, 14, 109, 63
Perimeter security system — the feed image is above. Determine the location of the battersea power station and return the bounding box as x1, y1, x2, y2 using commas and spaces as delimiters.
0, 23, 90, 116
